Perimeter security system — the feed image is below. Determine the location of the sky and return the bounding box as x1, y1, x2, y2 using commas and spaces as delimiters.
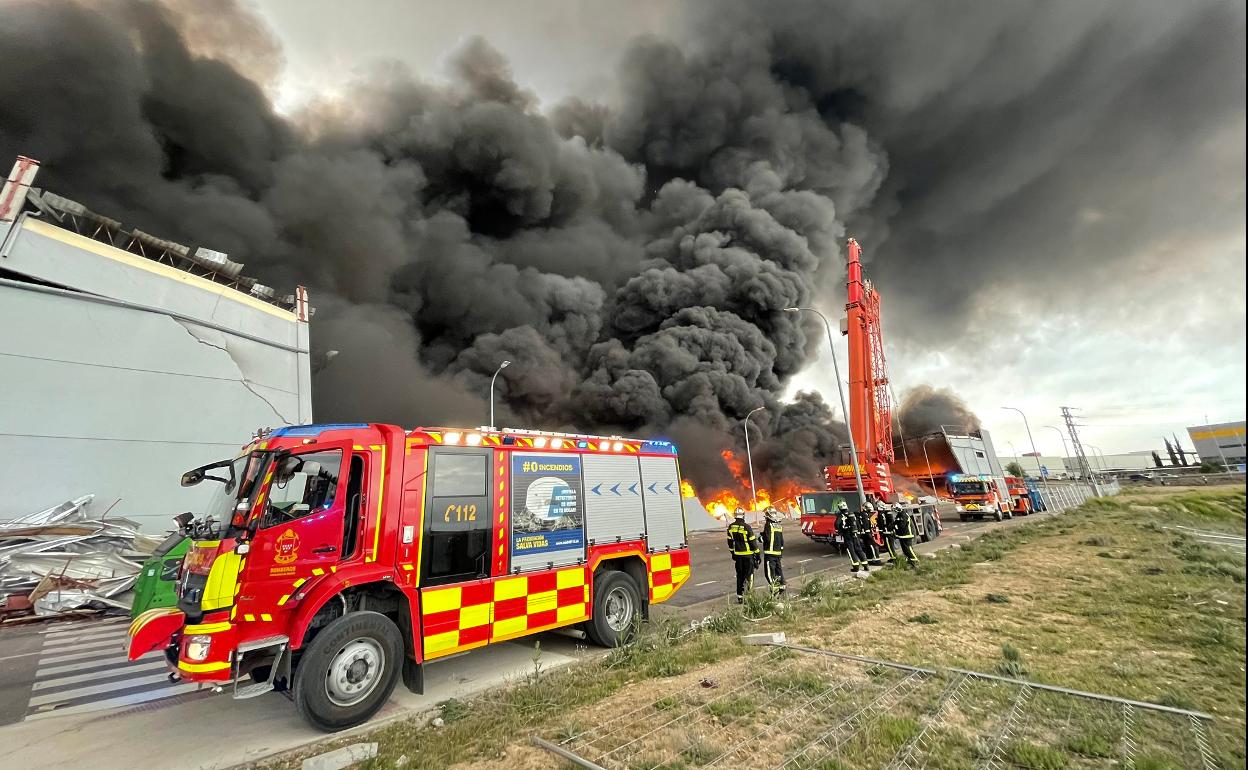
2, 0, 1242, 491
250, 0, 1246, 457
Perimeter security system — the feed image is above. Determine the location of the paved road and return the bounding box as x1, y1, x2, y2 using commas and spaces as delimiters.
667, 514, 1018, 607
0, 514, 1029, 727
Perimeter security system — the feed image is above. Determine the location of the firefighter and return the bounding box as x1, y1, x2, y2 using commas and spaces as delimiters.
859, 501, 884, 567
760, 506, 786, 597
894, 501, 920, 569
727, 507, 760, 603
879, 502, 901, 564
836, 501, 868, 576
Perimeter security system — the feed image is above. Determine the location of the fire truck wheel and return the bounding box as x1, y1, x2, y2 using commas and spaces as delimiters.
293, 611, 403, 732
922, 514, 939, 542
586, 571, 641, 648
993, 507, 1004, 522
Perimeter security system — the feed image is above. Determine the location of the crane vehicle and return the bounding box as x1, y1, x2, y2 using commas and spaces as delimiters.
799, 239, 938, 548
128, 423, 690, 731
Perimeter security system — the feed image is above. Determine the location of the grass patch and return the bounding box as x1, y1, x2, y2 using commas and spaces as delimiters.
1081, 534, 1114, 546
984, 592, 1011, 604
1006, 741, 1069, 769
1064, 732, 1115, 758
704, 697, 756, 723
907, 613, 938, 625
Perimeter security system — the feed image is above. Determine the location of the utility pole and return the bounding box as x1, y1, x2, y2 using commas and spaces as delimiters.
1061, 406, 1097, 496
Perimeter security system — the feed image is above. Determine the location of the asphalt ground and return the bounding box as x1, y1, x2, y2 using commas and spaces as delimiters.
663, 512, 1031, 609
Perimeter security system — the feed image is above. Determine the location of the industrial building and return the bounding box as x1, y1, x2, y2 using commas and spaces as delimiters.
997, 453, 1156, 478
1187, 421, 1247, 471
0, 157, 312, 532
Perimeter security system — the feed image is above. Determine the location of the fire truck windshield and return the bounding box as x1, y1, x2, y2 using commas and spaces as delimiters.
198, 452, 271, 539
951, 481, 989, 496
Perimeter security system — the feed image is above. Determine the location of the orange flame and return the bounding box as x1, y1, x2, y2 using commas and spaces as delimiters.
681, 450, 814, 522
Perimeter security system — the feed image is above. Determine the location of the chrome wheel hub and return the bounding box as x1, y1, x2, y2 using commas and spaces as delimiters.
604, 585, 634, 632
325, 638, 384, 707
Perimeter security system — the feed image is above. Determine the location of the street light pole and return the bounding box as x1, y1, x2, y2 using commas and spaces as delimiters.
784, 307, 867, 502
1042, 425, 1073, 479
1086, 445, 1109, 471
921, 436, 939, 498
1002, 406, 1051, 503
489, 360, 511, 429
744, 406, 765, 511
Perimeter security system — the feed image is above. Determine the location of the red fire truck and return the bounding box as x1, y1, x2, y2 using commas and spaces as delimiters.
128, 423, 691, 730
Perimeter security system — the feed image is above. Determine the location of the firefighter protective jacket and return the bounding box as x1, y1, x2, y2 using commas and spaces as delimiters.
761, 521, 784, 556
727, 520, 759, 556
895, 509, 917, 539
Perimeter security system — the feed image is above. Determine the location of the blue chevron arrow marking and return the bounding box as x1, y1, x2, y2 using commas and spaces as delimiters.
628, 483, 638, 495
664, 483, 675, 494
591, 484, 602, 496
610, 483, 622, 496
647, 483, 657, 494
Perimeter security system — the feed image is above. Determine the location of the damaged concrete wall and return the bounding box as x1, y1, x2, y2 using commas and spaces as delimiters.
0, 216, 311, 532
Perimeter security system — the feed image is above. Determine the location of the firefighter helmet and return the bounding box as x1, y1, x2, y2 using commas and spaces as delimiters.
837, 500, 849, 512
764, 507, 782, 523
893, 501, 905, 512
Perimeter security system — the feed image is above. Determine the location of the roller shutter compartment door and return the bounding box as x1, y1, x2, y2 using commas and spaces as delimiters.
639, 456, 687, 551
582, 454, 646, 545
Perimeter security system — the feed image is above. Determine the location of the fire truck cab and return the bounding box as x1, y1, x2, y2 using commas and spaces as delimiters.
949, 473, 1014, 521
128, 423, 691, 731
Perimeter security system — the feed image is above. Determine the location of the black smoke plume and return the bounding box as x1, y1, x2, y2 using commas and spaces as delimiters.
896, 386, 983, 438
2, 0, 1240, 495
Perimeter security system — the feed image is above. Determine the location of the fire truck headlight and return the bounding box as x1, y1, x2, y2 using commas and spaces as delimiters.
185, 635, 213, 662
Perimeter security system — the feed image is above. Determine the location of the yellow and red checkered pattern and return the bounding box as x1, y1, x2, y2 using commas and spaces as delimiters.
648, 550, 691, 603
420, 565, 589, 660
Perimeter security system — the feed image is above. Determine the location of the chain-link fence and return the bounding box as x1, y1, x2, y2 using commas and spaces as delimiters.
543, 645, 1220, 770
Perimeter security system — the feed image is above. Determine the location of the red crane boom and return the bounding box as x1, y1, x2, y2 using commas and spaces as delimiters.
825, 238, 894, 500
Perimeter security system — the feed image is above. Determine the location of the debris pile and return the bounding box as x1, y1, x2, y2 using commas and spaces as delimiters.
0, 495, 162, 619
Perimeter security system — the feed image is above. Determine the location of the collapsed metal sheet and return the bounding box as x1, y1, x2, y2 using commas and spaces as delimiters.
0, 495, 159, 616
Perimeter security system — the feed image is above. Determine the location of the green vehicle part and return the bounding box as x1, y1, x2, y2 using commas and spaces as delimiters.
130, 532, 191, 618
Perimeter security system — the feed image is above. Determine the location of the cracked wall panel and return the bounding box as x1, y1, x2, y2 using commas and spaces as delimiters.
176, 318, 302, 417
1, 285, 302, 527
1, 285, 235, 379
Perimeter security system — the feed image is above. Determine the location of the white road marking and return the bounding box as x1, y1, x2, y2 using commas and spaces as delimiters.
36, 655, 158, 679
0, 651, 43, 663
24, 682, 202, 721
798, 559, 813, 564
44, 627, 129, 645
33, 658, 167, 690
28, 672, 175, 708
820, 554, 835, 558
694, 580, 717, 587
41, 636, 125, 654
40, 617, 127, 635
41, 646, 129, 666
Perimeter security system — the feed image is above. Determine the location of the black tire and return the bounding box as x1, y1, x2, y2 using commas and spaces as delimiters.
293, 611, 403, 732
993, 507, 1004, 522
585, 570, 642, 648
921, 514, 939, 542
959, 514, 970, 522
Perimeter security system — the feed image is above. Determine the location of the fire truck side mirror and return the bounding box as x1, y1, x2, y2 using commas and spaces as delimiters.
235, 542, 251, 555
181, 469, 204, 487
